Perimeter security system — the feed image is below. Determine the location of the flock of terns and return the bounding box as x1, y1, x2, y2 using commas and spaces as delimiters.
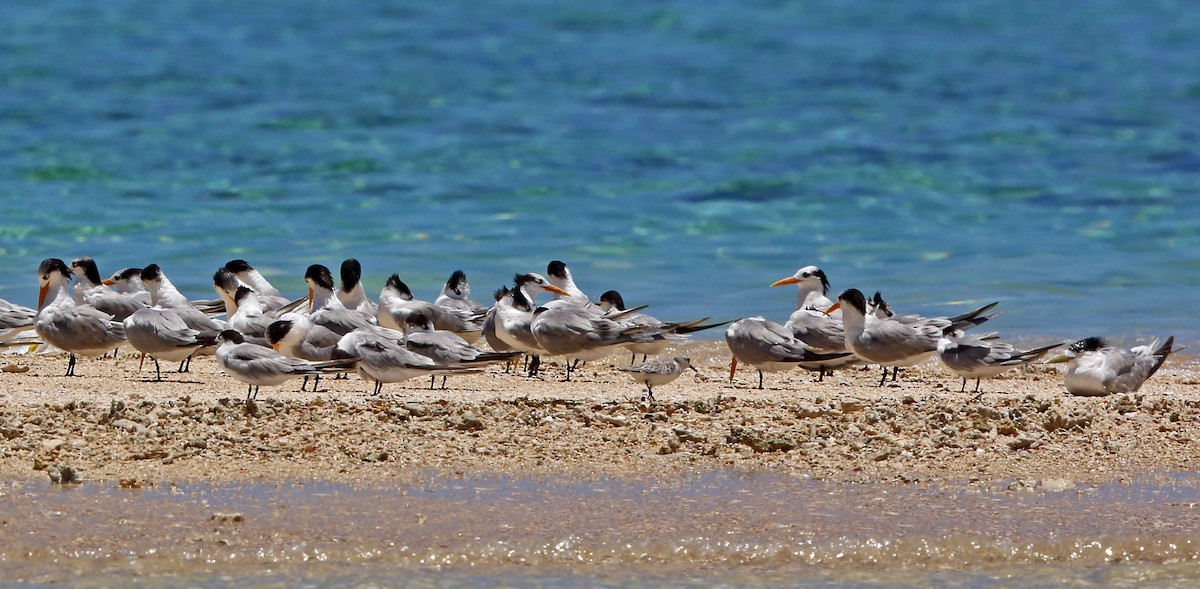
0, 258, 1180, 402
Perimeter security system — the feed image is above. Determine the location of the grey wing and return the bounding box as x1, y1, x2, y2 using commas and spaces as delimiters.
311, 307, 375, 336
859, 321, 937, 362
227, 344, 312, 377
39, 306, 126, 350
1109, 348, 1156, 393
786, 310, 845, 351
174, 305, 227, 338
87, 291, 145, 321
407, 331, 477, 362
939, 337, 998, 372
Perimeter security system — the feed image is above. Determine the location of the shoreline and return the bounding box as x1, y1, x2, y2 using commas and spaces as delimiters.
2, 342, 1197, 487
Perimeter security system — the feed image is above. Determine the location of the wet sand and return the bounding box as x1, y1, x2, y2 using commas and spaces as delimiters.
1, 342, 1198, 486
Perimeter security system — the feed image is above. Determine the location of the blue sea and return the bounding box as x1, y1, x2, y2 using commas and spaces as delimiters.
2, 1, 1199, 586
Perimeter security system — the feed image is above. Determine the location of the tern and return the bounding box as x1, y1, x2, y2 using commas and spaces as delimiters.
0, 298, 37, 342
333, 329, 477, 396
530, 302, 670, 381
223, 259, 290, 311
936, 330, 1062, 394
140, 264, 227, 367
434, 269, 487, 316
489, 274, 570, 376
215, 330, 354, 401
770, 265, 835, 313
103, 268, 153, 306
827, 289, 998, 386
619, 356, 697, 401
1046, 336, 1176, 396
70, 256, 145, 321
597, 290, 730, 363
336, 258, 377, 315
377, 274, 485, 343
545, 260, 591, 305
304, 264, 375, 336
34, 258, 128, 376
724, 317, 854, 389
123, 306, 213, 381
403, 312, 522, 388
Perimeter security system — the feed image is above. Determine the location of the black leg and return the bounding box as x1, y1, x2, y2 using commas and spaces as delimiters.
974, 378, 981, 393
757, 370, 764, 390
154, 358, 162, 382
960, 378, 966, 393
65, 354, 77, 377
428, 375, 435, 390
645, 384, 655, 402
877, 366, 888, 386
891, 366, 899, 382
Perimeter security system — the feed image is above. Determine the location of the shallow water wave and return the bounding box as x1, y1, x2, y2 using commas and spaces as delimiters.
2, 471, 1199, 586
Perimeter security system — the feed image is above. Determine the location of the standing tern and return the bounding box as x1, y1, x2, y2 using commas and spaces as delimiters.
140, 264, 227, 343
1046, 336, 1176, 396
827, 288, 998, 386
545, 260, 591, 305
34, 258, 127, 376
336, 258, 377, 316
403, 312, 523, 388
724, 317, 853, 389
70, 256, 145, 321
936, 330, 1062, 394
489, 274, 570, 376
619, 356, 697, 401
597, 290, 729, 363
123, 306, 212, 381
215, 330, 355, 401
530, 302, 670, 381
333, 329, 478, 396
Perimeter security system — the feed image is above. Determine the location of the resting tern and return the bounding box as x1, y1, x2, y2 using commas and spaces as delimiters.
34, 258, 128, 376
1046, 336, 1176, 396
223, 259, 290, 311
70, 256, 145, 321
336, 258, 377, 315
0, 298, 37, 342
305, 264, 375, 336
936, 330, 1061, 394
434, 269, 487, 316
619, 356, 697, 401
545, 260, 591, 305
103, 268, 153, 306
215, 330, 355, 401
377, 274, 484, 343
827, 288, 998, 386
123, 306, 212, 381
403, 312, 522, 388
140, 264, 227, 348
724, 317, 854, 389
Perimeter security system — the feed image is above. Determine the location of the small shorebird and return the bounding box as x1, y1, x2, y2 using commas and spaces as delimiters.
123, 307, 212, 381
619, 356, 696, 401
937, 330, 1062, 394
1046, 336, 1176, 396
34, 258, 127, 376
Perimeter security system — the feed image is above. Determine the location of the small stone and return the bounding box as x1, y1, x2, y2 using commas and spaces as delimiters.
447, 413, 485, 431
211, 512, 244, 523
361, 451, 389, 463
47, 465, 80, 485
184, 438, 208, 450
42, 438, 66, 452
110, 419, 148, 435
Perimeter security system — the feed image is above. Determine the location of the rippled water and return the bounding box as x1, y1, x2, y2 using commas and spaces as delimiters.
2, 471, 1199, 587
2, 0, 1199, 338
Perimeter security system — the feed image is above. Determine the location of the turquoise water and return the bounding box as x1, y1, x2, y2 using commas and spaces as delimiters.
3, 0, 1199, 338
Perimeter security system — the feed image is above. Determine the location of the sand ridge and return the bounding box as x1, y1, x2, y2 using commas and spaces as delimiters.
1, 342, 1198, 486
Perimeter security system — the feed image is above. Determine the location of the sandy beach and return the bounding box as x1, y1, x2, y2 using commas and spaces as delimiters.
2, 342, 1197, 487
